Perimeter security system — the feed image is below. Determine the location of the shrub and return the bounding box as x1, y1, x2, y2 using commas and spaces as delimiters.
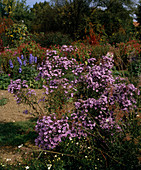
0, 17, 13, 35
0, 73, 11, 89
4, 23, 31, 47
0, 17, 14, 49
7, 46, 140, 169
32, 32, 73, 48
0, 39, 4, 52
16, 41, 47, 63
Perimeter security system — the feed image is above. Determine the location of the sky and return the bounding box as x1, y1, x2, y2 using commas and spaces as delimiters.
25, 0, 139, 21
26, 0, 50, 8
26, 0, 140, 8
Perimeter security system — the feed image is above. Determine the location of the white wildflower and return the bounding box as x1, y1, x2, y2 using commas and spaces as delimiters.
18, 144, 23, 148
47, 164, 52, 170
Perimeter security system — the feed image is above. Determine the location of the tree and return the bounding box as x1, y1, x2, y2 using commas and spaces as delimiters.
0, 0, 7, 17
136, 0, 141, 40
12, 0, 30, 22
89, 0, 137, 43
53, 0, 91, 39
0, 0, 31, 20
30, 2, 58, 33
0, 0, 16, 16
136, 0, 141, 25
91, 0, 137, 9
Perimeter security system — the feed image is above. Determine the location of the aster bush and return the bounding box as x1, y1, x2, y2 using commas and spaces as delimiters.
8, 45, 140, 169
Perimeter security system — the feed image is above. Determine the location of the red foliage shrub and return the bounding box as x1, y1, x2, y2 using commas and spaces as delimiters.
0, 39, 4, 52
0, 17, 14, 52
0, 17, 13, 35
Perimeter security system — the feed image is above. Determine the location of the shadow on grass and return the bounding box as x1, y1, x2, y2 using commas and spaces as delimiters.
0, 118, 38, 146
0, 97, 9, 106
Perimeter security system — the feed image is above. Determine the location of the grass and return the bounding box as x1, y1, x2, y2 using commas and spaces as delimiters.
0, 118, 38, 146
0, 98, 9, 106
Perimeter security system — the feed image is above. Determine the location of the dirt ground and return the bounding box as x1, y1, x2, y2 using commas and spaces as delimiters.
0, 89, 44, 165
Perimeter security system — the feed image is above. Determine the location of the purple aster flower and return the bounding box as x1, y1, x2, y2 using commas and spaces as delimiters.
23, 110, 28, 114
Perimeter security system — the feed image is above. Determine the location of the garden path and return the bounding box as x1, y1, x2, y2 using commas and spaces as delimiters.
0, 89, 44, 165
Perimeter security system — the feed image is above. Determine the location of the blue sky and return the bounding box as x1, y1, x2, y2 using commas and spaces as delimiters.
26, 0, 140, 8
26, 0, 50, 8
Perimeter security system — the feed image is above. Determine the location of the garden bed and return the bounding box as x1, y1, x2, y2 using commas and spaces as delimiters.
0, 42, 140, 169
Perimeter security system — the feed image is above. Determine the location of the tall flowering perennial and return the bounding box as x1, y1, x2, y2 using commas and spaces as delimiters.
9, 54, 38, 74
72, 52, 140, 130
17, 57, 22, 66
34, 52, 140, 150
9, 59, 14, 68
8, 48, 140, 151
34, 53, 79, 115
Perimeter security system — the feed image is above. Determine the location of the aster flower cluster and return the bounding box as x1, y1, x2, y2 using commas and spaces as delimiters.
8, 79, 27, 104
60, 45, 78, 52
108, 83, 139, 111
46, 49, 57, 56
35, 54, 77, 100
35, 112, 96, 150
71, 52, 140, 130
8, 79, 28, 94
37, 55, 76, 79
8, 79, 36, 104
